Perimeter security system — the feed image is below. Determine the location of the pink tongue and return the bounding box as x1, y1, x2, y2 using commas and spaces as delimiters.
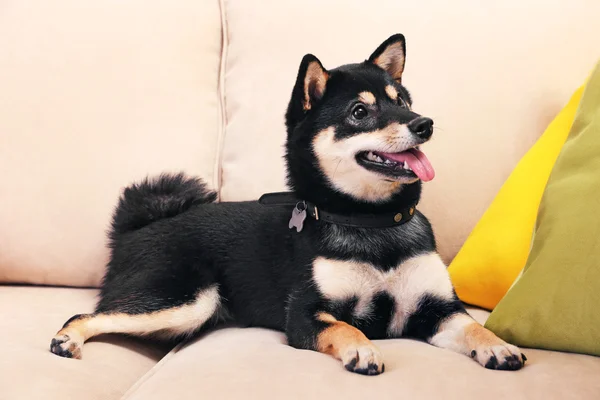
377, 149, 435, 182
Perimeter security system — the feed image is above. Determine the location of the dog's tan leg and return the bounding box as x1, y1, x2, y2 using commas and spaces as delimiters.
50, 285, 220, 359
429, 312, 526, 370
315, 312, 384, 375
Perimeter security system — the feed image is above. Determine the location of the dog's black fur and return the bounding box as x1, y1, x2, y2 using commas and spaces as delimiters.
51, 34, 525, 375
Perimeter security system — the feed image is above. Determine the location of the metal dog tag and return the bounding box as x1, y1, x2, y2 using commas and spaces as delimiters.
289, 203, 307, 233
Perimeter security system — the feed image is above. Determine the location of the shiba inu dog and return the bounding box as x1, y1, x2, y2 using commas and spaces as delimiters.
51, 34, 525, 375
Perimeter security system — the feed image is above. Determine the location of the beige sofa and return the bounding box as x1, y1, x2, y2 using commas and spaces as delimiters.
2, 1, 600, 399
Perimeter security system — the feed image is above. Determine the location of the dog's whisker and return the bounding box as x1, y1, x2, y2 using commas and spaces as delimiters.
332, 158, 343, 180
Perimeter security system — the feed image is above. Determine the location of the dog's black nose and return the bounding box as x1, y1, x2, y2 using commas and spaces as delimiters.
407, 117, 434, 139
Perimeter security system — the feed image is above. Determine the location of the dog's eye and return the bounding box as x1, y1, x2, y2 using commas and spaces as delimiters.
352, 105, 368, 120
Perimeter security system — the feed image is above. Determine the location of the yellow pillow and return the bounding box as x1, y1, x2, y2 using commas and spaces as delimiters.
448, 86, 584, 310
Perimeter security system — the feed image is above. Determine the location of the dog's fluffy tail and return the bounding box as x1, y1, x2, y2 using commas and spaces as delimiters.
109, 173, 217, 239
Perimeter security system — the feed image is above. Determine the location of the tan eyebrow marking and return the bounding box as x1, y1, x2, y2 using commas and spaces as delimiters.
358, 91, 376, 105
385, 85, 399, 101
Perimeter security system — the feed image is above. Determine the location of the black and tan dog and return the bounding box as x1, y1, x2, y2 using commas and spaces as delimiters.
50, 34, 525, 375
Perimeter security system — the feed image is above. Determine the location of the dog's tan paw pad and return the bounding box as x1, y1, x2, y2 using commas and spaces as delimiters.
50, 334, 82, 359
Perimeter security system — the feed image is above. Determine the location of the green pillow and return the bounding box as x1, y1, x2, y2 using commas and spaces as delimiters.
485, 60, 600, 357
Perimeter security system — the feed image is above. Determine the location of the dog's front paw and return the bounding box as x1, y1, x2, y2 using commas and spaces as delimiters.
50, 334, 82, 359
471, 343, 526, 371
341, 343, 384, 375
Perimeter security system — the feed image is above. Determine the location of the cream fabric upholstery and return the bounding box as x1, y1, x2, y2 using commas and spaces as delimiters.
124, 309, 600, 400
0, 0, 223, 287
0, 286, 170, 400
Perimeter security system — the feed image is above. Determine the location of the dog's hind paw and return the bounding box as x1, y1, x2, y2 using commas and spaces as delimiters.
50, 334, 82, 359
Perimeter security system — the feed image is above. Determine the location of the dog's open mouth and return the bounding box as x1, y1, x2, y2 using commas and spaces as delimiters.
356, 148, 435, 182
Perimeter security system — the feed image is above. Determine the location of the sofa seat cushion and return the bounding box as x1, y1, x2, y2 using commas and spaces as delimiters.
0, 286, 171, 400
123, 308, 600, 400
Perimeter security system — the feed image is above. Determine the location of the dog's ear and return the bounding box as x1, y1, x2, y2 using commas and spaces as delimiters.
296, 54, 329, 111
368, 34, 406, 83
286, 54, 329, 129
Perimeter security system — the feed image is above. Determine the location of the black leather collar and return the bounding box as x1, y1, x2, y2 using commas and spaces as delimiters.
258, 191, 417, 229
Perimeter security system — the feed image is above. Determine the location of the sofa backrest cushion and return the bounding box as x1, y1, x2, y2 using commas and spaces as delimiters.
219, 0, 600, 263
0, 0, 223, 286
1, 0, 599, 286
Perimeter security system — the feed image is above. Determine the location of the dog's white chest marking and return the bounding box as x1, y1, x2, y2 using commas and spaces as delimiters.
312, 252, 454, 336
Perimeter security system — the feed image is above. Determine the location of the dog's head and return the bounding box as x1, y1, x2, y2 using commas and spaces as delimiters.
285, 34, 435, 210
